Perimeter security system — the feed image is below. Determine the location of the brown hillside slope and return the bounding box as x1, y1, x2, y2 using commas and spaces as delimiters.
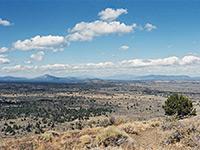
0, 116, 199, 150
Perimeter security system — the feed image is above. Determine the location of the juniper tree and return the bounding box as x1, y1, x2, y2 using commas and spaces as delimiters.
162, 93, 196, 118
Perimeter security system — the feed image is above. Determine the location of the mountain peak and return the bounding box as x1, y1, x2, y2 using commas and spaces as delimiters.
33, 74, 60, 80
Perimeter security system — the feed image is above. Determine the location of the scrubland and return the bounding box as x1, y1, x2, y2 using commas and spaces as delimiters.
0, 115, 199, 150
0, 80, 199, 149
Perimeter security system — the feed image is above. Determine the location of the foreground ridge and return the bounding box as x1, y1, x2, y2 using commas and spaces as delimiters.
0, 116, 199, 150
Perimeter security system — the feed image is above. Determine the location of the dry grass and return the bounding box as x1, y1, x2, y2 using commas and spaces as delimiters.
160, 116, 200, 149
0, 116, 199, 150
118, 119, 155, 135
96, 126, 129, 142
96, 126, 134, 149
80, 135, 92, 144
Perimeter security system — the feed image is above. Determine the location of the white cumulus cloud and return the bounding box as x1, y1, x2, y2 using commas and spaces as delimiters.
0, 47, 8, 53
0, 54, 10, 64
0, 54, 8, 58
145, 23, 157, 31
188, 52, 198, 56
179, 55, 200, 65
13, 35, 69, 51
2, 56, 200, 77
98, 8, 127, 22
0, 18, 13, 26
67, 20, 136, 41
24, 61, 31, 64
30, 51, 44, 61
2, 65, 21, 72
118, 46, 129, 51
0, 58, 10, 64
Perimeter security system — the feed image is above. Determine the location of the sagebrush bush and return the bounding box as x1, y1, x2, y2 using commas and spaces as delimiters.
100, 118, 110, 127
41, 133, 51, 141
96, 126, 130, 147
80, 135, 92, 144
100, 117, 118, 127
161, 117, 200, 149
119, 124, 139, 135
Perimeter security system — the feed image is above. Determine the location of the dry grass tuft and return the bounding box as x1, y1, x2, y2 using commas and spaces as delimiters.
147, 118, 163, 127
96, 125, 134, 148
41, 133, 51, 141
119, 121, 152, 135
161, 116, 200, 149
80, 135, 92, 144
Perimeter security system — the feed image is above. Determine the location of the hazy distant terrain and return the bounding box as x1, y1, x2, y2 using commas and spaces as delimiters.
0, 74, 200, 83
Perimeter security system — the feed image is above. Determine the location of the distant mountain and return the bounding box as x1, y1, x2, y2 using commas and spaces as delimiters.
102, 74, 198, 81
76, 75, 97, 80
32, 74, 79, 82
31, 74, 102, 83
0, 74, 199, 82
136, 75, 192, 80
32, 74, 60, 81
0, 76, 28, 82
102, 74, 138, 80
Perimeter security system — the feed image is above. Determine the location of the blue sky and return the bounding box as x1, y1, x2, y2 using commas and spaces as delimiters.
0, 0, 200, 77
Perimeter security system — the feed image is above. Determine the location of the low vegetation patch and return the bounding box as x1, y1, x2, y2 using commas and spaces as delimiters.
100, 117, 127, 127
161, 116, 200, 149
119, 120, 153, 135
80, 135, 92, 144
41, 133, 51, 141
96, 126, 134, 148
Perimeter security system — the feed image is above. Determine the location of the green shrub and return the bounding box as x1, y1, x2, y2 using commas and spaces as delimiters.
100, 118, 110, 127
162, 93, 196, 118
41, 133, 51, 141
80, 135, 92, 144
96, 126, 130, 147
